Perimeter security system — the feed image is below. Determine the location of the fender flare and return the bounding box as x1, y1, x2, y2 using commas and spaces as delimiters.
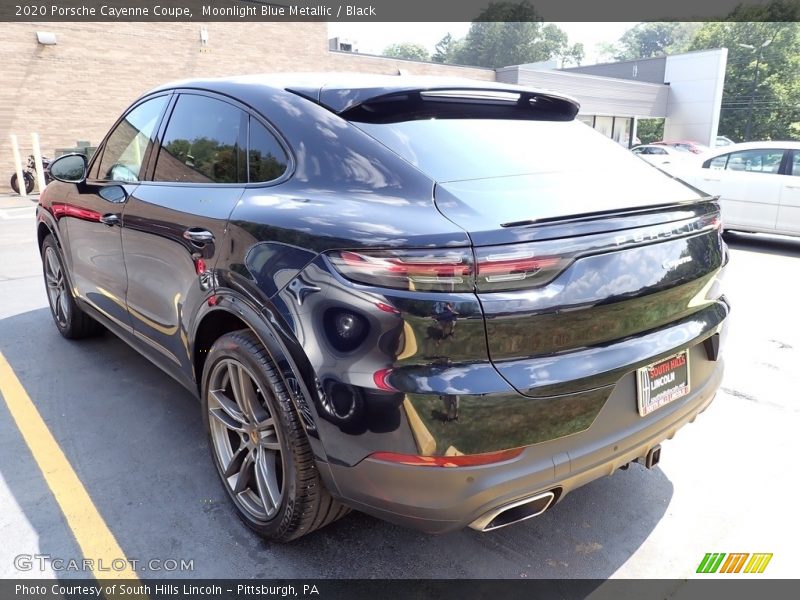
191, 290, 330, 463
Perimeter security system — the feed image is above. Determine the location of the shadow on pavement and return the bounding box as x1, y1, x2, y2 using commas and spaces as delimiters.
0, 308, 673, 579
723, 231, 800, 258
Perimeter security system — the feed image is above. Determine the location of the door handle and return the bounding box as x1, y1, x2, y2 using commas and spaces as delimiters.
100, 214, 120, 227
786, 184, 800, 190
183, 228, 215, 244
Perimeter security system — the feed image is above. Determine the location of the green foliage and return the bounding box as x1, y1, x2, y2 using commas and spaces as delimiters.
691, 19, 800, 141
431, 33, 463, 64
612, 23, 699, 61
434, 1, 583, 68
382, 42, 430, 62
636, 118, 665, 144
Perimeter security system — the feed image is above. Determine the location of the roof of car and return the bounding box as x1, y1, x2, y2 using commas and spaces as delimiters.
147, 72, 580, 115
706, 140, 800, 152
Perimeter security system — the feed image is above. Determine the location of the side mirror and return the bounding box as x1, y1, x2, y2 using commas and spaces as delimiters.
49, 153, 88, 184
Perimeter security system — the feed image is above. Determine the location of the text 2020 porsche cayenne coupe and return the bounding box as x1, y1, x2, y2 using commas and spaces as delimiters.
38, 74, 728, 541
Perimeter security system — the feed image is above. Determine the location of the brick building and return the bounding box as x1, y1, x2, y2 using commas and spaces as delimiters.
0, 22, 493, 191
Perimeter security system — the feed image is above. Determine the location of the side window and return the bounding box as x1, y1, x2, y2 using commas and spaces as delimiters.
248, 118, 289, 183
97, 95, 168, 182
726, 149, 784, 174
652, 148, 668, 155
154, 95, 245, 184
705, 155, 729, 170
791, 152, 800, 177
631, 147, 644, 155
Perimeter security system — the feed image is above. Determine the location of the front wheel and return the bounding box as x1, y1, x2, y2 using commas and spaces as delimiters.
10, 172, 35, 195
201, 330, 349, 542
41, 235, 104, 339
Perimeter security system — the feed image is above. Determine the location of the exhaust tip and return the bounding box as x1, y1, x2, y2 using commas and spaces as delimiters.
470, 490, 556, 532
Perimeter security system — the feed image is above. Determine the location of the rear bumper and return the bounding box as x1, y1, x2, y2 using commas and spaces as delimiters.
323, 346, 723, 534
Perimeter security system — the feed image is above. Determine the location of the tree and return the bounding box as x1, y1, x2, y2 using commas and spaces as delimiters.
382, 42, 430, 62
432, 33, 462, 64
613, 23, 699, 60
690, 19, 800, 141
636, 119, 665, 144
441, 1, 583, 69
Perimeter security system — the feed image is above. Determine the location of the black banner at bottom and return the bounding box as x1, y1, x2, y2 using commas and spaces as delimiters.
3, 579, 800, 600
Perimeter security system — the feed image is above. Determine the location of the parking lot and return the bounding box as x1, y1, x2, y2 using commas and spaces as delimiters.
1, 194, 798, 579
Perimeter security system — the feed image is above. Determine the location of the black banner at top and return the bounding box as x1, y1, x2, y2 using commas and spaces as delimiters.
2, 0, 800, 22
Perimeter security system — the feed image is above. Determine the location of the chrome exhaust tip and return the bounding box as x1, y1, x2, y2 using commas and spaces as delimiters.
469, 490, 556, 532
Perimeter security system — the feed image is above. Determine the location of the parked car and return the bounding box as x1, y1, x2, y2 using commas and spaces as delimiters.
631, 144, 692, 170
677, 141, 800, 237
37, 75, 729, 541
653, 140, 711, 154
715, 135, 734, 147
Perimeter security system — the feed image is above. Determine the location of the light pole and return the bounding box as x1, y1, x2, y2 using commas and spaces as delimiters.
739, 39, 772, 142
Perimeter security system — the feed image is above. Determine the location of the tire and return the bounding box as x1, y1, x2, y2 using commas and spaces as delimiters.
10, 172, 35, 195
41, 235, 104, 339
202, 329, 349, 542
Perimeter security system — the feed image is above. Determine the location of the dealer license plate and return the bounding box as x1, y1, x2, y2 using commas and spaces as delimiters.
636, 350, 690, 417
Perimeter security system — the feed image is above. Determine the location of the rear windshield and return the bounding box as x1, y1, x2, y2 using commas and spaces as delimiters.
355, 119, 652, 183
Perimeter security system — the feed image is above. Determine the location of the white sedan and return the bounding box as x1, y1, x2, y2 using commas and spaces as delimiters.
677, 141, 800, 237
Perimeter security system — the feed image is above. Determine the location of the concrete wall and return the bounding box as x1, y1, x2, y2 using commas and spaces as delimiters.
662, 49, 728, 147
0, 22, 494, 191
497, 66, 668, 118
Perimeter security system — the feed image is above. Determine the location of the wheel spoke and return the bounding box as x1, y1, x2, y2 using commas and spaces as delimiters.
255, 447, 281, 515
233, 450, 254, 495
45, 272, 59, 288
223, 445, 248, 478
46, 249, 60, 280
58, 292, 69, 322
228, 362, 267, 424
210, 389, 247, 427
258, 418, 281, 451
53, 292, 62, 320
227, 362, 251, 419
209, 407, 247, 433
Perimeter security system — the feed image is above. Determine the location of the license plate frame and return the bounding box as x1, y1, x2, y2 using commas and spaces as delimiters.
636, 349, 691, 417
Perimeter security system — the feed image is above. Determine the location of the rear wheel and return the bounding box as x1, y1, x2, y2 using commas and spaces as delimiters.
10, 172, 34, 195
41, 235, 104, 339
202, 330, 349, 541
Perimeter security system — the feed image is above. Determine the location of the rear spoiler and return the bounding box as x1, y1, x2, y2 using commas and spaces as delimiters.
288, 84, 580, 124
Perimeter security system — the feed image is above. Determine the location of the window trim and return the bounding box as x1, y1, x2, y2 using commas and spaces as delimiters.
139, 88, 295, 188
86, 91, 173, 185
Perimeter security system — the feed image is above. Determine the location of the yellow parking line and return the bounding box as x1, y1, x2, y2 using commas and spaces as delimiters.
0, 350, 138, 581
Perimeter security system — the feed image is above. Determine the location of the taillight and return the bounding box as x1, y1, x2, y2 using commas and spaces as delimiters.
474, 246, 571, 291
328, 246, 571, 292
327, 249, 474, 292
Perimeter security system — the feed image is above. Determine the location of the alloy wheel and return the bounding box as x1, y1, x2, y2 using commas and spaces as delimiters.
44, 246, 70, 328
207, 358, 284, 522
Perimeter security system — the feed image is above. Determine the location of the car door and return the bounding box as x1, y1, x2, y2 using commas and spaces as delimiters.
709, 148, 785, 231
61, 94, 170, 332
120, 92, 248, 383
776, 150, 800, 235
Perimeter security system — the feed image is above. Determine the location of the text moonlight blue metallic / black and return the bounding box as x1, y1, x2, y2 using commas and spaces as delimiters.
37, 74, 728, 540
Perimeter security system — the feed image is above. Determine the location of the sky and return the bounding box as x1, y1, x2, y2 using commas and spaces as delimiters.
327, 22, 634, 65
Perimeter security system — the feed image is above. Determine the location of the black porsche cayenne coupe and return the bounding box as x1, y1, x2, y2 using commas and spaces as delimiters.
38, 74, 728, 541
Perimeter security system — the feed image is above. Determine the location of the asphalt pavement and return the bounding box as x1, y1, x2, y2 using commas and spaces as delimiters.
0, 195, 798, 579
